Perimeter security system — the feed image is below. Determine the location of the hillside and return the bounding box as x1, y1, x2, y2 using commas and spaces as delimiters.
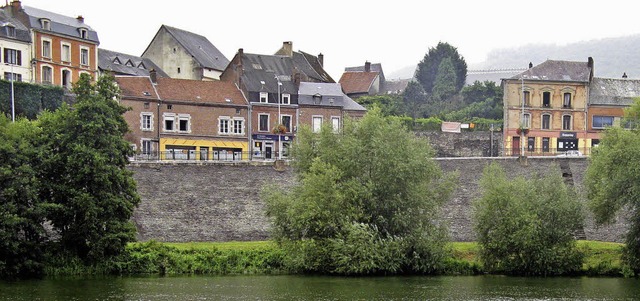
388, 34, 640, 80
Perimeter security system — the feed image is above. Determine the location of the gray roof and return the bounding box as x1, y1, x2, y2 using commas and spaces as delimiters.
241, 53, 297, 94
298, 82, 344, 107
468, 69, 524, 85
342, 94, 366, 111
589, 77, 640, 106
162, 25, 229, 72
296, 51, 334, 82
99, 48, 168, 77
23, 6, 99, 43
0, 10, 30, 43
345, 63, 383, 73
510, 60, 591, 82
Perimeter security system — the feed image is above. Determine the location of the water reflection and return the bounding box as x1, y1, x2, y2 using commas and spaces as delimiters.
1, 275, 639, 300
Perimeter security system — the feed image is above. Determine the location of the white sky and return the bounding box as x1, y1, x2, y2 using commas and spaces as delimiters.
18, 0, 640, 79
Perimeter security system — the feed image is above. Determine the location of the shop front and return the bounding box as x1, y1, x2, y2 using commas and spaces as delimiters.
252, 134, 294, 160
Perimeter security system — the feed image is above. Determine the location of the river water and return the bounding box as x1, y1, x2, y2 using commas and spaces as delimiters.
1, 275, 639, 300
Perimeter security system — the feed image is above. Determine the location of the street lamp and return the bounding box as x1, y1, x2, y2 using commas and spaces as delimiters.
521, 75, 525, 157
275, 75, 282, 159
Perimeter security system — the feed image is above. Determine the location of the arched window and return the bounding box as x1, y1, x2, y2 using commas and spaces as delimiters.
562, 115, 572, 130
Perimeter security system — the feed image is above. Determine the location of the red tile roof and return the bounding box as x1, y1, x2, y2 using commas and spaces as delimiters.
115, 76, 159, 100
155, 78, 247, 105
338, 71, 379, 94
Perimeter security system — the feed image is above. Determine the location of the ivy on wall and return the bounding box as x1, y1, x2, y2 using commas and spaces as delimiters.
0, 80, 65, 119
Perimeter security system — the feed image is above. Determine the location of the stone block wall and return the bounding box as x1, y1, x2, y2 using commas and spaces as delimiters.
415, 131, 504, 157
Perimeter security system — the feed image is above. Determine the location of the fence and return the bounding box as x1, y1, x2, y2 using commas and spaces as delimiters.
502, 147, 589, 157
130, 151, 290, 162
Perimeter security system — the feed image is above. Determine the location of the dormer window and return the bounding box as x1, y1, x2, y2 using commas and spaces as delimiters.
79, 28, 88, 39
40, 19, 51, 30
112, 57, 121, 64
137, 62, 146, 69
125, 59, 134, 67
5, 24, 15, 37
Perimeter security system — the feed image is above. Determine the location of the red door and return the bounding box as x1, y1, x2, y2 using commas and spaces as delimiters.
513, 137, 520, 156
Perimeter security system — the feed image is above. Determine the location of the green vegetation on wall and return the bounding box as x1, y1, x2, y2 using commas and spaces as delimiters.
0, 80, 65, 119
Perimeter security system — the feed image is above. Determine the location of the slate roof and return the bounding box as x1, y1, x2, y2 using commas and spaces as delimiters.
589, 77, 640, 106
298, 82, 344, 107
22, 6, 99, 43
114, 76, 159, 100
339, 71, 379, 94
384, 78, 411, 94
296, 51, 334, 83
468, 69, 524, 85
510, 60, 591, 82
0, 10, 30, 43
160, 25, 229, 72
154, 77, 246, 105
345, 63, 383, 73
342, 95, 366, 112
241, 53, 297, 95
99, 49, 168, 77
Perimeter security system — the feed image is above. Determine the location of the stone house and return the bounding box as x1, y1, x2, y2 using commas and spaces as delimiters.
98, 48, 168, 78
0, 8, 31, 82
339, 61, 383, 98
141, 25, 229, 81
587, 76, 640, 146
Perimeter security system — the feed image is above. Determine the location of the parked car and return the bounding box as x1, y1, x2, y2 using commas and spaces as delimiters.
557, 150, 583, 157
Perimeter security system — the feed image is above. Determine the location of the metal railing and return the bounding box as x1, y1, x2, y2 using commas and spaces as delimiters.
503, 147, 589, 157
129, 151, 291, 162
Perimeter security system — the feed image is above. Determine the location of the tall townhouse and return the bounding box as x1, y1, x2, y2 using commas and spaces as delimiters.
115, 71, 249, 161
298, 82, 365, 133
0, 9, 30, 82
221, 42, 338, 160
502, 58, 592, 156
5, 0, 99, 88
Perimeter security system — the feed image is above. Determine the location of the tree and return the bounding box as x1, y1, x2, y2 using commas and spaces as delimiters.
0, 117, 49, 278
264, 108, 457, 275
443, 81, 503, 121
585, 99, 640, 272
37, 74, 140, 263
415, 42, 467, 94
402, 81, 426, 119
355, 95, 403, 116
473, 163, 584, 276
431, 57, 458, 102
461, 80, 502, 105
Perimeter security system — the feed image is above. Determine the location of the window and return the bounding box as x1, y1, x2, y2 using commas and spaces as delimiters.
258, 114, 269, 132
3, 48, 20, 65
332, 116, 340, 132
592, 115, 614, 129
163, 113, 175, 131
259, 92, 268, 103
4, 72, 21, 81
42, 39, 51, 58
563, 93, 572, 108
542, 91, 551, 107
41, 66, 52, 84
80, 47, 89, 66
527, 137, 535, 152
312, 116, 323, 133
61, 43, 71, 62
79, 28, 88, 39
522, 113, 531, 128
177, 67, 181, 74
40, 19, 50, 30
523, 91, 530, 106
5, 25, 15, 37
167, 104, 172, 110
219, 117, 230, 134
542, 137, 550, 152
542, 114, 551, 130
61, 69, 71, 89
281, 115, 291, 132
562, 115, 572, 130
281, 93, 290, 104
233, 118, 244, 134
178, 115, 190, 132
141, 139, 152, 155
141, 113, 153, 131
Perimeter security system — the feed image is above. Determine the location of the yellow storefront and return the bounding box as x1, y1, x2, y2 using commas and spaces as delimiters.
159, 138, 249, 161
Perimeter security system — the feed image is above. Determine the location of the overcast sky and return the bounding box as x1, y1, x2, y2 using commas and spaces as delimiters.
18, 0, 640, 80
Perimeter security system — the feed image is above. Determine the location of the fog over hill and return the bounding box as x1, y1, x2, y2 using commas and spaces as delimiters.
388, 34, 640, 80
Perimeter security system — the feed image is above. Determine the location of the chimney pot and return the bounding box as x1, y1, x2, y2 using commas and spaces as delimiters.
623, 72, 628, 78
76, 15, 84, 22
528, 62, 533, 69
365, 61, 371, 72
318, 53, 324, 67
149, 69, 157, 83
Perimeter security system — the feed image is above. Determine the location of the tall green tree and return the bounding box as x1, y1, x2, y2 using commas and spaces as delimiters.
585, 99, 640, 272
355, 95, 403, 116
431, 57, 458, 102
264, 108, 457, 275
402, 81, 426, 119
0, 117, 49, 279
473, 163, 584, 276
37, 74, 140, 263
415, 42, 467, 94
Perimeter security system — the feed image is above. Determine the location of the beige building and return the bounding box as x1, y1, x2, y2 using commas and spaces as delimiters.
502, 59, 592, 156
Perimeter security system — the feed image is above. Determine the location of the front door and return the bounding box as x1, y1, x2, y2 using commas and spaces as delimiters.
265, 143, 273, 159
512, 136, 520, 156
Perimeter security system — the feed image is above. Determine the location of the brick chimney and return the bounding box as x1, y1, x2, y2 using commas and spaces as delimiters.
364, 61, 371, 72
318, 53, 324, 67
149, 69, 157, 84
282, 41, 293, 57
76, 15, 84, 23
9, 0, 21, 16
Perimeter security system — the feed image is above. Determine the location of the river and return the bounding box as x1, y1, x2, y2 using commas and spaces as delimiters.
1, 275, 639, 300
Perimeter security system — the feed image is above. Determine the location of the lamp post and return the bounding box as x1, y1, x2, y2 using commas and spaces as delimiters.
276, 75, 282, 159
8, 62, 15, 122
521, 75, 525, 157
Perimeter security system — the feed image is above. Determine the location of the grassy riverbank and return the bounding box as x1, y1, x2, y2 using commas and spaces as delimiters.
44, 240, 625, 277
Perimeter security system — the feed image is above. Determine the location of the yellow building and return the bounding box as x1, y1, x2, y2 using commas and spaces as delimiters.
502, 58, 593, 156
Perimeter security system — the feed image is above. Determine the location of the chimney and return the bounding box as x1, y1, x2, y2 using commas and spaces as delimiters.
149, 69, 157, 84
9, 0, 21, 16
365, 61, 371, 72
318, 53, 324, 67
528, 62, 533, 69
588, 57, 594, 69
76, 15, 84, 23
282, 41, 293, 57
623, 72, 628, 79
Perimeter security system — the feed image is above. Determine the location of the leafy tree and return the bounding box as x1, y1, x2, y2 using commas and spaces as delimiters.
0, 117, 49, 279
402, 81, 426, 119
461, 81, 502, 105
585, 100, 640, 272
264, 108, 457, 275
431, 57, 458, 102
473, 163, 584, 276
37, 74, 140, 263
355, 95, 403, 116
415, 42, 467, 94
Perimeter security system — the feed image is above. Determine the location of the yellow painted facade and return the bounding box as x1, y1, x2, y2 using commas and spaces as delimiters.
159, 138, 248, 160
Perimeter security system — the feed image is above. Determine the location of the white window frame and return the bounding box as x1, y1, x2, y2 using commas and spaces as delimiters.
61, 42, 71, 63
40, 19, 50, 30
232, 118, 245, 135
177, 114, 191, 133
281, 93, 290, 105
80, 46, 90, 66
312, 115, 323, 133
592, 115, 614, 129
163, 113, 176, 132
259, 92, 268, 103
42, 38, 52, 59
140, 139, 153, 155
79, 28, 88, 39
219, 116, 231, 135
41, 64, 53, 84
258, 113, 269, 132
140, 112, 153, 131
281, 114, 292, 133
331, 116, 340, 132
522, 113, 531, 129
60, 67, 72, 89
